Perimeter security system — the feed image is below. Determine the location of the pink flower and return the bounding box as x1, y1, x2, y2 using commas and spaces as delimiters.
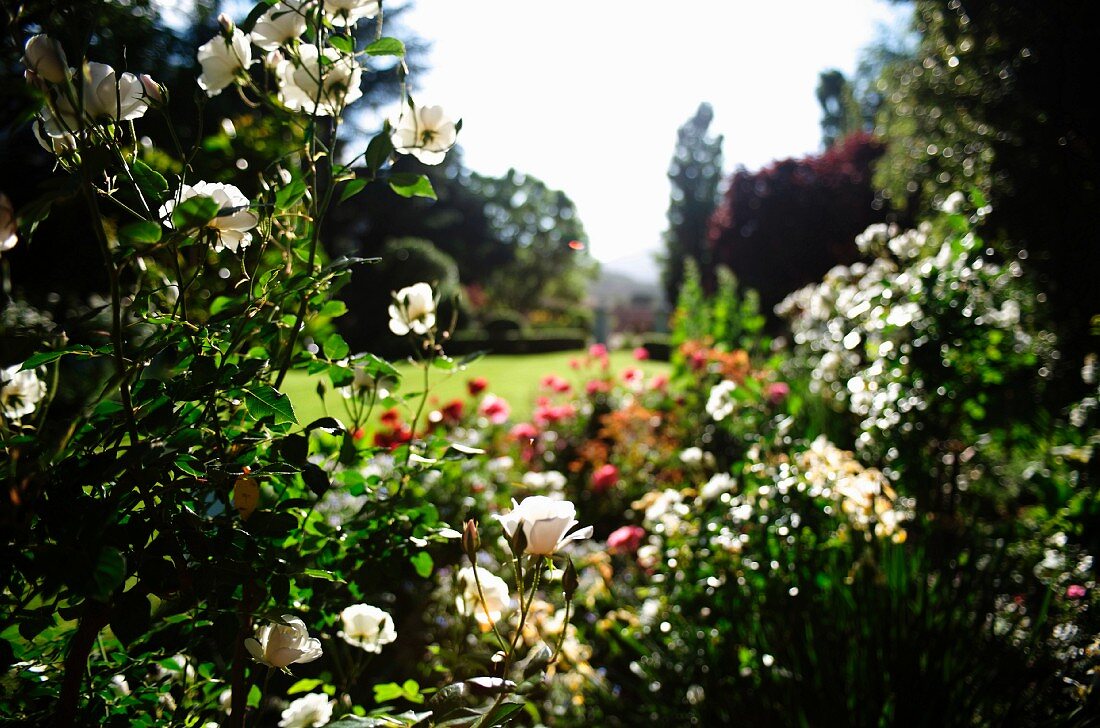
569, 358, 581, 370
607, 525, 645, 554
509, 422, 539, 441
622, 368, 643, 388
649, 374, 669, 392
534, 402, 575, 426
467, 377, 488, 396
1067, 584, 1087, 599
588, 343, 608, 358
766, 382, 790, 405
632, 346, 649, 361
592, 464, 619, 492
540, 374, 571, 393
586, 379, 611, 396
478, 394, 511, 424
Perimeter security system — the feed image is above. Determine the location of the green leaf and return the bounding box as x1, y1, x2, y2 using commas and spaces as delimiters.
365, 131, 394, 173
365, 37, 405, 57
247, 684, 262, 708
90, 547, 126, 601
321, 299, 348, 317
373, 679, 424, 705
410, 551, 433, 578
302, 568, 344, 582
120, 220, 162, 244
132, 160, 169, 203
388, 173, 436, 200
287, 678, 325, 695
324, 333, 350, 360
171, 195, 220, 230
329, 35, 354, 53
243, 385, 299, 424
339, 178, 369, 203
275, 175, 307, 210
21, 345, 96, 369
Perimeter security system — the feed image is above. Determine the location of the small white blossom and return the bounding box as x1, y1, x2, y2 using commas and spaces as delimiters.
338, 603, 397, 653
705, 380, 737, 421
160, 181, 258, 253
45, 62, 147, 137
700, 473, 735, 501
252, 1, 308, 52
279, 693, 333, 728
388, 282, 436, 336
940, 191, 967, 215
197, 29, 253, 97
391, 104, 458, 165
455, 566, 511, 629
244, 615, 323, 670
1, 365, 46, 421
23, 35, 69, 84
277, 44, 362, 116
323, 0, 379, 26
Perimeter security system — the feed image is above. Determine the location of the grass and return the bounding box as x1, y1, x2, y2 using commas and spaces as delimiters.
282, 349, 671, 427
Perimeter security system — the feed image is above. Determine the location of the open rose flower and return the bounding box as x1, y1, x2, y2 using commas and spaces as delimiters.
478, 394, 511, 425
44, 62, 147, 138
391, 104, 457, 165
497, 496, 593, 556
252, 1, 308, 51
591, 464, 619, 492
606, 525, 646, 554
277, 44, 362, 116
197, 28, 252, 96
456, 566, 511, 629
279, 693, 333, 728
245, 615, 322, 670
1, 365, 46, 421
160, 181, 258, 253
323, 0, 380, 27
338, 603, 397, 653
388, 282, 436, 336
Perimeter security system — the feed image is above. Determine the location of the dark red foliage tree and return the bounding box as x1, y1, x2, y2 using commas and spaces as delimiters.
706, 132, 893, 323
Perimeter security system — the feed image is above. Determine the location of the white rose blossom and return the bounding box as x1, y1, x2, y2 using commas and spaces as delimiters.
391, 104, 458, 166
197, 28, 253, 97
700, 473, 736, 501
159, 181, 258, 253
279, 693, 334, 728
705, 380, 737, 421
338, 603, 397, 653
244, 615, 323, 670
323, 0, 379, 27
455, 566, 511, 629
497, 496, 593, 556
1, 365, 47, 421
277, 44, 362, 116
388, 282, 436, 336
1, 193, 17, 255
252, 1, 308, 52
23, 34, 69, 84
43, 62, 148, 139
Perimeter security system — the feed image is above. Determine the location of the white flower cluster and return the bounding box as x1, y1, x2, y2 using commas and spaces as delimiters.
779, 215, 1046, 456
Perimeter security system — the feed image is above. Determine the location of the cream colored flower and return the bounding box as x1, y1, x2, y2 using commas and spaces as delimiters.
244, 615, 323, 669
23, 35, 68, 84
1, 193, 17, 255
390, 104, 457, 166
323, 0, 379, 27
338, 603, 396, 653
455, 566, 511, 629
252, 1, 308, 52
279, 693, 333, 728
1, 365, 46, 421
160, 181, 258, 253
277, 44, 362, 116
44, 62, 147, 138
387, 282, 436, 336
497, 496, 593, 556
197, 29, 252, 96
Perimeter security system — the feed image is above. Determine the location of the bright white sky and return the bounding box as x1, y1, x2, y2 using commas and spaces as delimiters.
402, 0, 910, 278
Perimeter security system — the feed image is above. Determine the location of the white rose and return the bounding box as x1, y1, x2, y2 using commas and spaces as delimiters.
45, 62, 147, 138
338, 603, 397, 653
244, 615, 323, 669
497, 496, 593, 556
323, 0, 379, 26
391, 104, 458, 166
197, 29, 252, 97
1, 365, 46, 421
160, 181, 258, 253
278, 693, 333, 728
23, 35, 69, 84
705, 380, 737, 421
455, 566, 511, 629
277, 44, 362, 116
700, 473, 735, 501
252, 1, 308, 52
388, 282, 436, 336
1, 193, 17, 255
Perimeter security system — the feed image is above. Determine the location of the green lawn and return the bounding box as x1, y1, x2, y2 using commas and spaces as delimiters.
283, 349, 671, 427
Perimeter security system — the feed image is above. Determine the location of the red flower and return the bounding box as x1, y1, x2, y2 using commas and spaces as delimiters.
592, 463, 619, 492
441, 398, 464, 423
588, 343, 608, 358
379, 408, 402, 426
479, 394, 511, 424
766, 381, 790, 405
632, 346, 650, 361
509, 422, 539, 440
467, 377, 488, 396
586, 379, 611, 396
607, 525, 645, 554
